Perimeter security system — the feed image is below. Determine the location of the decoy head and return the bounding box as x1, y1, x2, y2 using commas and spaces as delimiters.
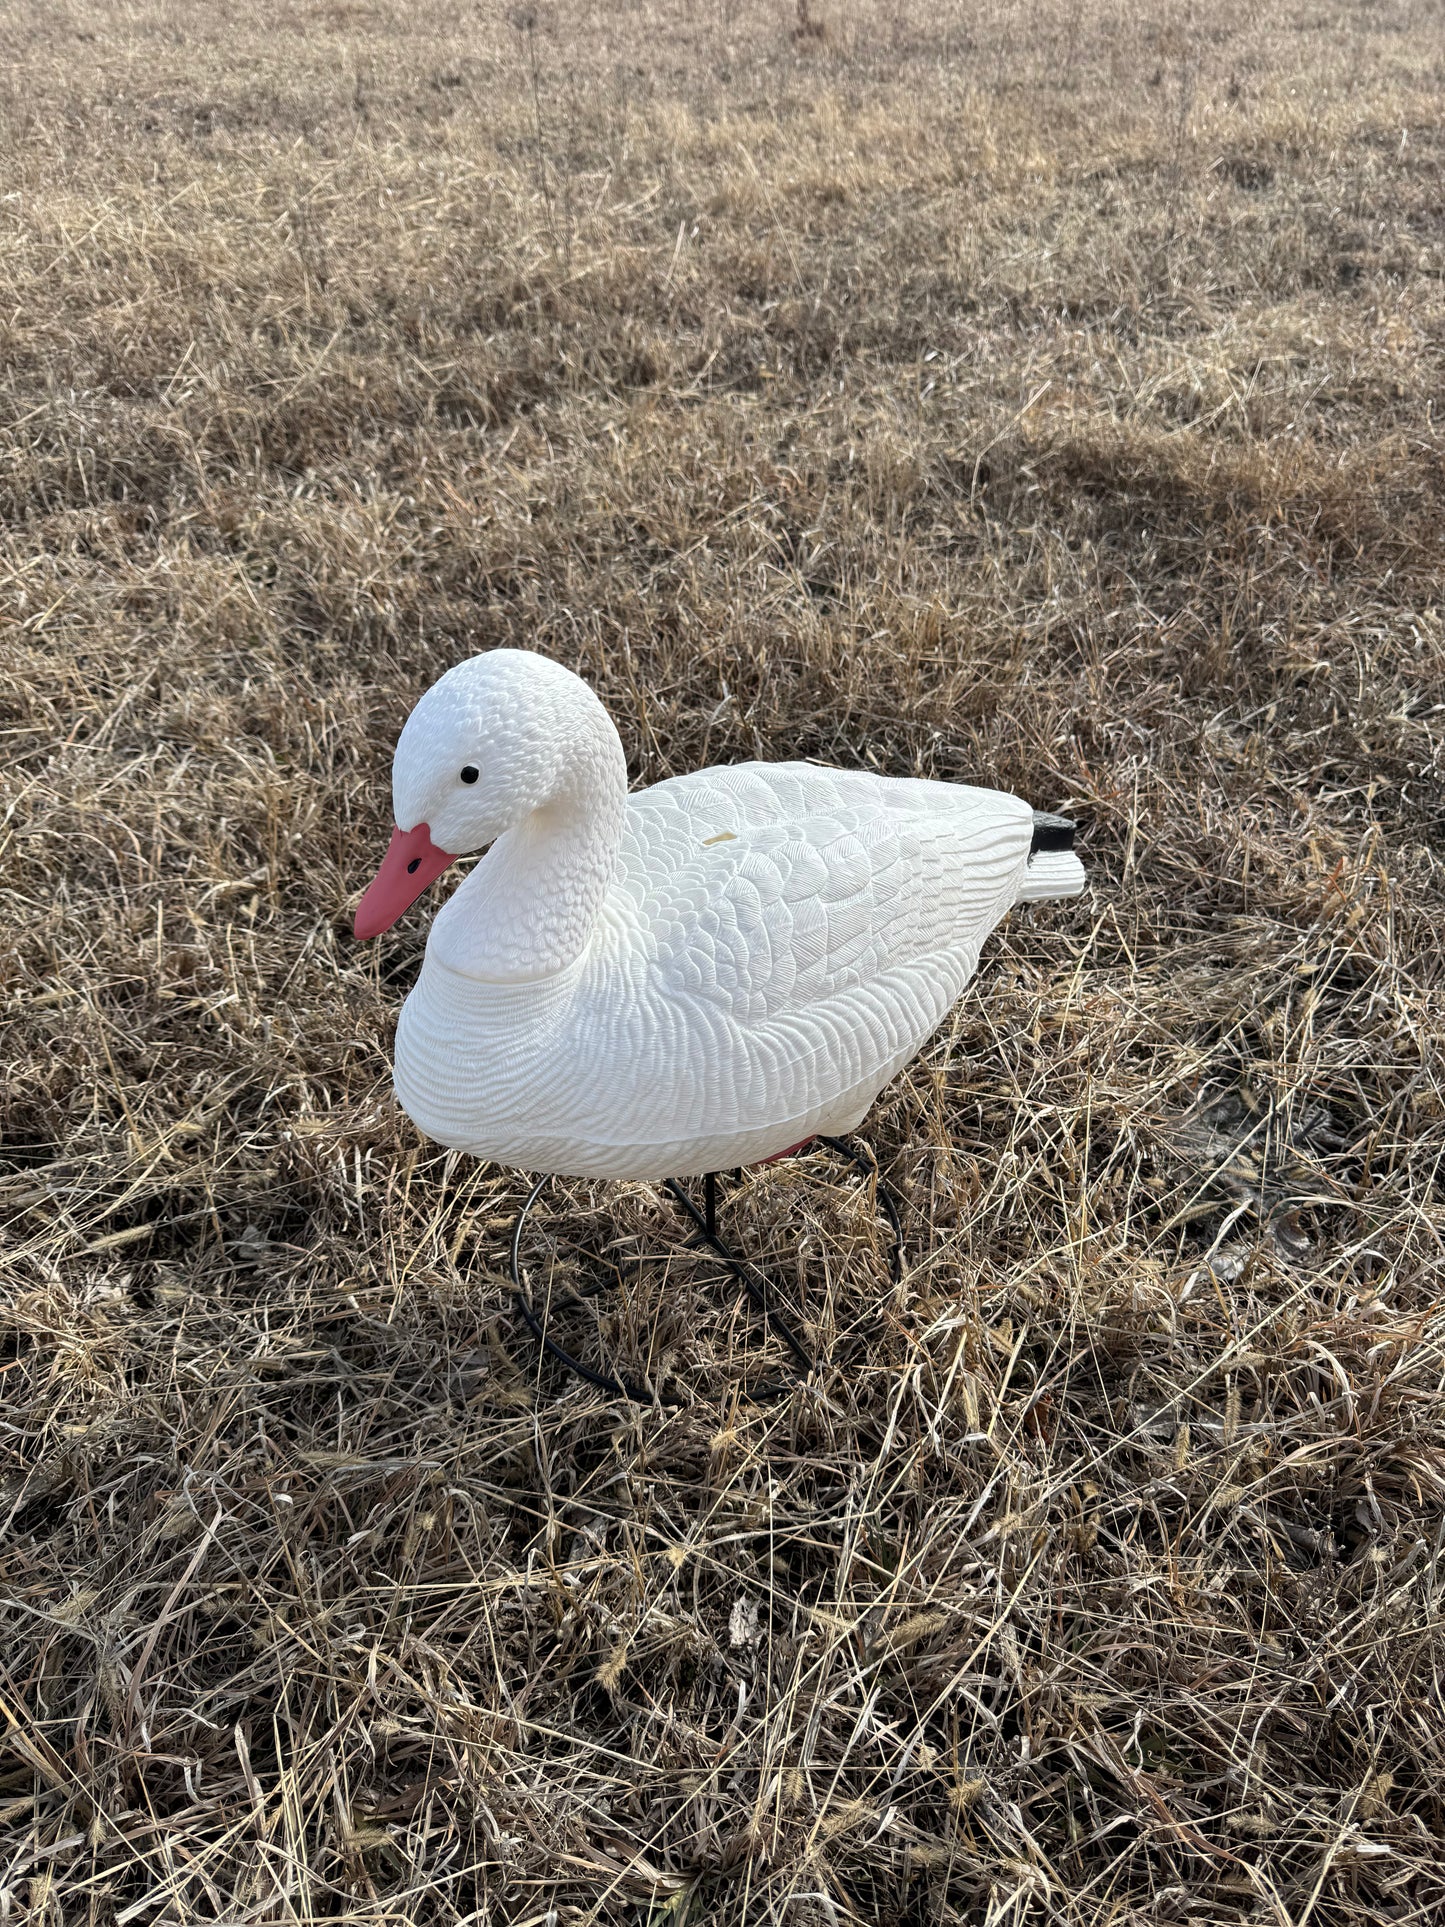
353, 648, 594, 939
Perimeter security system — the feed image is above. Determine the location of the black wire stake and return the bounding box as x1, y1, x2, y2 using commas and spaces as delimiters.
509, 1175, 673, 1404
509, 1137, 905, 1404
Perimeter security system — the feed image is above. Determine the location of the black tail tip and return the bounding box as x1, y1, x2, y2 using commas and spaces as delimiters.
1030, 811, 1076, 856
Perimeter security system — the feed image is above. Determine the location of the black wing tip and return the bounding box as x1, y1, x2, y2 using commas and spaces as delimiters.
1030, 811, 1076, 856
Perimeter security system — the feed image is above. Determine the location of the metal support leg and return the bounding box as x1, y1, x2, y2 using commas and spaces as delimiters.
509, 1139, 905, 1403
509, 1177, 671, 1404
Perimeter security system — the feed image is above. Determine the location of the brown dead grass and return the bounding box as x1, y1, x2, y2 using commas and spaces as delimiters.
2, 0, 1444, 1921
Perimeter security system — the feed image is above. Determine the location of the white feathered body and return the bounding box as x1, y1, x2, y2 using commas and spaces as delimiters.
394, 757, 1082, 1179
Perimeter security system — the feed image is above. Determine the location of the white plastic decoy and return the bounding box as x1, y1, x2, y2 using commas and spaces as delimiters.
354, 649, 1084, 1179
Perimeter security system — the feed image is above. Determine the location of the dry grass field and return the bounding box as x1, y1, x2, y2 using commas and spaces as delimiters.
3, 0, 1444, 1920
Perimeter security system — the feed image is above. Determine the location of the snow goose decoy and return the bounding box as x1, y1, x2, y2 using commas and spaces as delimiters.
354, 648, 1084, 1393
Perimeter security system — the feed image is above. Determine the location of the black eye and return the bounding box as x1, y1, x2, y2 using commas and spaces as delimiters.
460, 765, 479, 784
407, 858, 421, 874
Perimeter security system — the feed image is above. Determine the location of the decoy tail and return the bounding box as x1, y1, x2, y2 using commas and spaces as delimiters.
1017, 811, 1085, 903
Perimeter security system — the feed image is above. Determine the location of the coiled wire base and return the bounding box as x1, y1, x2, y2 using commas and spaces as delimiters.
509, 1136, 904, 1403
